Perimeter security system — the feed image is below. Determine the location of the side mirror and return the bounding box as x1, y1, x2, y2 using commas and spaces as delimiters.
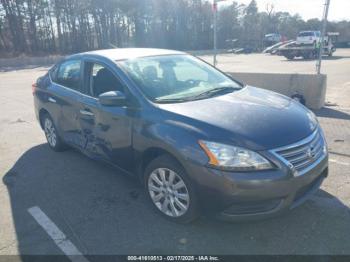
98, 91, 127, 107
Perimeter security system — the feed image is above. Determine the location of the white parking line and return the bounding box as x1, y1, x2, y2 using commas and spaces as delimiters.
28, 206, 89, 262
329, 158, 350, 166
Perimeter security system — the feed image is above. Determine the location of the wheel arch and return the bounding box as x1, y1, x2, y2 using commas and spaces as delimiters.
38, 108, 50, 130
138, 147, 184, 181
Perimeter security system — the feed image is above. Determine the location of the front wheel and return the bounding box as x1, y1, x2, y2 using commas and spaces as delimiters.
144, 155, 199, 223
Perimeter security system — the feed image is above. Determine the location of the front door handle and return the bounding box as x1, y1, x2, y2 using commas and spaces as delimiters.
80, 109, 94, 117
48, 97, 56, 103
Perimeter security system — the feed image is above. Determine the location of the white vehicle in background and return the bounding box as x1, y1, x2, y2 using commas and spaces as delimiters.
296, 31, 321, 45
279, 33, 336, 60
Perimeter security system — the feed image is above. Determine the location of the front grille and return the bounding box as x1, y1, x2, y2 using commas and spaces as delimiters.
272, 129, 326, 176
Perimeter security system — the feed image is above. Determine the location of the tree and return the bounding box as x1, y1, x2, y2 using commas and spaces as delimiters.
242, 0, 259, 49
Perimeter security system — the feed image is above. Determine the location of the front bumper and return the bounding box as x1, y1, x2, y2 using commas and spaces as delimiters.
186, 152, 328, 221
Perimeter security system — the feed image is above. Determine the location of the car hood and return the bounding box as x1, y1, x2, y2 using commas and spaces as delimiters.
158, 86, 317, 150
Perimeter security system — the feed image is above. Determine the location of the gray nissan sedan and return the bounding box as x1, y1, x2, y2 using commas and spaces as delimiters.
33, 48, 328, 223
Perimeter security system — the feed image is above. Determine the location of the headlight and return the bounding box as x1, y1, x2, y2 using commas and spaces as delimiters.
199, 141, 273, 171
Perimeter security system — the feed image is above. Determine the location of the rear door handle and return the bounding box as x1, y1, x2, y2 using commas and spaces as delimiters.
80, 109, 94, 117
48, 97, 56, 103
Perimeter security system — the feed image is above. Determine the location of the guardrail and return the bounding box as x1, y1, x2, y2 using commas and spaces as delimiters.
0, 55, 64, 69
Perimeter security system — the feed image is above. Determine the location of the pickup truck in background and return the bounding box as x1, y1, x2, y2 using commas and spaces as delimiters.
296, 31, 321, 46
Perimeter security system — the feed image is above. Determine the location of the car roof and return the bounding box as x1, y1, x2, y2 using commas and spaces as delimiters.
68, 48, 186, 61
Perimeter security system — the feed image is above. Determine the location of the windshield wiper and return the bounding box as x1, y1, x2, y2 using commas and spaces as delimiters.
191, 86, 239, 100
155, 86, 241, 103
154, 97, 193, 103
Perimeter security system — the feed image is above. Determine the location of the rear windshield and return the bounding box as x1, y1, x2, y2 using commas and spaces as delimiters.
298, 32, 314, 37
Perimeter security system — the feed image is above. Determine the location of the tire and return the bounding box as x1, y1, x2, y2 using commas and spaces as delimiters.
42, 113, 67, 152
309, 52, 316, 60
144, 155, 199, 223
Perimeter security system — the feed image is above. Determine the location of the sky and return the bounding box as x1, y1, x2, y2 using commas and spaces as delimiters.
221, 0, 350, 21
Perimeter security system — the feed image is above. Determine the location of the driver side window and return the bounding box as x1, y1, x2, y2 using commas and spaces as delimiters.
89, 63, 124, 97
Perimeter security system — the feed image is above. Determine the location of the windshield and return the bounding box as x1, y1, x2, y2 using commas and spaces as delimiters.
117, 55, 242, 103
298, 32, 314, 37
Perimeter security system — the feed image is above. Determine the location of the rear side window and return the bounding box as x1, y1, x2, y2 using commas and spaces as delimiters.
55, 60, 82, 91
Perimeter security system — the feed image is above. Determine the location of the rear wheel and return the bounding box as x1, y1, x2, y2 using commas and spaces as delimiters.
42, 114, 67, 152
283, 51, 295, 60
309, 51, 316, 59
144, 155, 199, 223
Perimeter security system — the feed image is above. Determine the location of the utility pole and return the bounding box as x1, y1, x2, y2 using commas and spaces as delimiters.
316, 0, 331, 74
213, 0, 218, 67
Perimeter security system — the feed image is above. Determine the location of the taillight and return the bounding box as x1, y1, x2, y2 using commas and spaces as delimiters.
32, 83, 37, 95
